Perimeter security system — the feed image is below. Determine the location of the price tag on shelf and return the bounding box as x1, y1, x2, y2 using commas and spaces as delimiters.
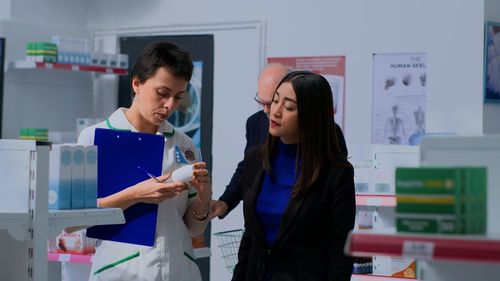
106, 68, 113, 74
45, 63, 54, 69
366, 197, 383, 206
402, 240, 435, 260
71, 65, 79, 71
59, 254, 71, 262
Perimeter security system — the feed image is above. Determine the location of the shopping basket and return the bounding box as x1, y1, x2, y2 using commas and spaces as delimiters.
214, 229, 244, 273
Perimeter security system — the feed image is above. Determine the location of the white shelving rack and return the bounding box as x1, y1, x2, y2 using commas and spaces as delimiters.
346, 231, 500, 280
346, 135, 500, 281
350, 144, 420, 279
0, 140, 124, 281
7, 61, 128, 76
49, 246, 211, 281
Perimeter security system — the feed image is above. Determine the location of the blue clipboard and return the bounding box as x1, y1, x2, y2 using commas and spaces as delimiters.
86, 128, 165, 246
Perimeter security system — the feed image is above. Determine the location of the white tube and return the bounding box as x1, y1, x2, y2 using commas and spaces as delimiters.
171, 164, 194, 183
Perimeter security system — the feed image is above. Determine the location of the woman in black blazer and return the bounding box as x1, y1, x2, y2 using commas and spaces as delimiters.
232, 71, 355, 281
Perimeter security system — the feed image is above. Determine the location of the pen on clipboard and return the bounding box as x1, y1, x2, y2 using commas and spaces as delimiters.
137, 166, 182, 195
137, 166, 163, 183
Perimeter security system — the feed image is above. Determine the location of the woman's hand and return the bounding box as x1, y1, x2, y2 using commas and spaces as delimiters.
131, 173, 189, 204
190, 162, 212, 203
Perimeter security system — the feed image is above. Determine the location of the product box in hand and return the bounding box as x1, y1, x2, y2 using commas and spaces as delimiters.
49, 145, 72, 210
395, 167, 486, 234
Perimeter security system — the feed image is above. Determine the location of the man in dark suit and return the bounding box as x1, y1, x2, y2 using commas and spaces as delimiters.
210, 63, 348, 218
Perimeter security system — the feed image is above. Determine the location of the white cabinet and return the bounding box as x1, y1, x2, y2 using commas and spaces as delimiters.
3, 60, 127, 141
347, 135, 500, 281
350, 144, 419, 280
0, 140, 124, 281
0, 20, 126, 140
346, 231, 500, 281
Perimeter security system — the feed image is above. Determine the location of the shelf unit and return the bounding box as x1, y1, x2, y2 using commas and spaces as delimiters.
8, 61, 128, 75
48, 208, 124, 239
0, 140, 125, 281
48, 246, 211, 265
0, 213, 30, 241
345, 230, 500, 280
351, 273, 415, 281
351, 145, 419, 279
3, 58, 125, 140
48, 253, 94, 264
346, 231, 500, 264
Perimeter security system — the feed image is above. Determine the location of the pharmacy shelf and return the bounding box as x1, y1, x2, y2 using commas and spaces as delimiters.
48, 247, 210, 265
355, 195, 396, 207
8, 61, 128, 75
48, 208, 125, 239
0, 212, 29, 241
351, 274, 415, 281
345, 231, 500, 263
48, 253, 93, 264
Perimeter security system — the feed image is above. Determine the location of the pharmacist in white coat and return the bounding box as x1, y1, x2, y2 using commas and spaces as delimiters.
77, 42, 211, 281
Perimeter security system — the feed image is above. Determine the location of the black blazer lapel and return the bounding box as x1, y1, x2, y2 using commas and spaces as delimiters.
244, 167, 268, 246
271, 193, 307, 250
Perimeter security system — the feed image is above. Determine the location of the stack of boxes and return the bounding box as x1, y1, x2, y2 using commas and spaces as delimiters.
49, 144, 98, 210
19, 128, 49, 141
26, 42, 57, 62
48, 230, 97, 255
396, 167, 487, 234
24, 37, 129, 68
90, 52, 129, 69
51, 35, 128, 68
51, 36, 91, 65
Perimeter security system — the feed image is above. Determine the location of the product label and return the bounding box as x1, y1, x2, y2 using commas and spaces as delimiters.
402, 240, 434, 260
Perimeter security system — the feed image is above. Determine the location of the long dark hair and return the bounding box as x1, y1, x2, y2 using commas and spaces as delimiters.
261, 71, 348, 197
130, 42, 194, 98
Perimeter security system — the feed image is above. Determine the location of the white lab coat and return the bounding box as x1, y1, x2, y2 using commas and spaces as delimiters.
78, 108, 204, 281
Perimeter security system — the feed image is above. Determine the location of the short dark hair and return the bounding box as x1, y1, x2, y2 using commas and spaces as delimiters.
261, 71, 348, 197
130, 42, 194, 98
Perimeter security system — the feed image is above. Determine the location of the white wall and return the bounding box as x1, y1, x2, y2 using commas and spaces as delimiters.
86, 0, 429, 146
484, 0, 500, 134
0, 1, 11, 20
426, 0, 485, 135
10, 0, 88, 27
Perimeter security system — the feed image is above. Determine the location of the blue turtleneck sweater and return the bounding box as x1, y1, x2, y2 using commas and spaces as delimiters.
256, 140, 298, 246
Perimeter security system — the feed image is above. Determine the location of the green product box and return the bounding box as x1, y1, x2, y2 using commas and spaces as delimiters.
26, 42, 58, 62
19, 128, 49, 141
396, 167, 487, 234
396, 215, 459, 234
467, 167, 487, 234
396, 167, 462, 215
396, 167, 462, 233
